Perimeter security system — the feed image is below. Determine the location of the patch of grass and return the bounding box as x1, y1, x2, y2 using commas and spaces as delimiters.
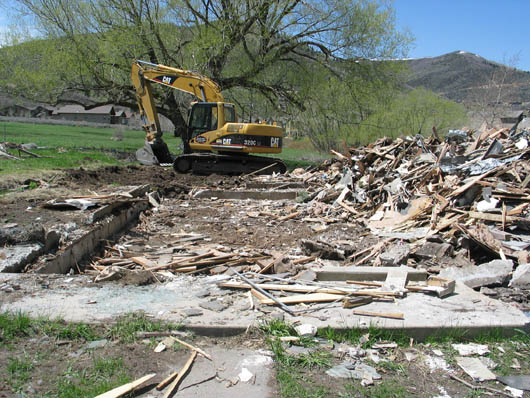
342, 379, 408, 398
108, 312, 181, 343
34, 317, 99, 341
276, 366, 331, 398
376, 360, 406, 374
260, 319, 297, 337
6, 355, 34, 392
0, 312, 33, 343
58, 357, 131, 398
317, 326, 409, 348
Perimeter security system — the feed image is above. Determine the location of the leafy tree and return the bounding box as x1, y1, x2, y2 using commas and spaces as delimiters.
299, 66, 468, 151
0, 0, 411, 133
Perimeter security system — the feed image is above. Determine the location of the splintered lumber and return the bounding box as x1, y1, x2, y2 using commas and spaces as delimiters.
170, 337, 212, 361
260, 292, 344, 305
468, 211, 530, 226
291, 256, 317, 265
229, 267, 296, 316
352, 310, 404, 320
131, 257, 157, 268
258, 252, 287, 274
220, 281, 354, 295
342, 296, 373, 308
163, 350, 197, 398
94, 373, 156, 398
219, 281, 400, 297
448, 168, 499, 198
156, 371, 179, 391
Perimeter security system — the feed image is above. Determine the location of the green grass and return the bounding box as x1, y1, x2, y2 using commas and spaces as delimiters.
317, 325, 410, 348
6, 355, 34, 392
342, 380, 408, 398
57, 357, 131, 398
0, 312, 32, 343
107, 312, 181, 343
0, 121, 145, 150
0, 121, 326, 175
276, 366, 331, 398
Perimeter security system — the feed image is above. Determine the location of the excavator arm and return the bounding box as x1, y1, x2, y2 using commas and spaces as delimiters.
131, 60, 226, 164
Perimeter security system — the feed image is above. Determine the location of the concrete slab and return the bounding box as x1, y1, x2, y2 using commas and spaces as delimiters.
1, 273, 528, 340
151, 347, 275, 398
317, 266, 429, 282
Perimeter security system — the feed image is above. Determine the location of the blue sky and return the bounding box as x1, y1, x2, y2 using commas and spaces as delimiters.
394, 0, 530, 71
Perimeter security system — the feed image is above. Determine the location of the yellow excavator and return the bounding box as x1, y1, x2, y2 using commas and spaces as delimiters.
131, 60, 286, 174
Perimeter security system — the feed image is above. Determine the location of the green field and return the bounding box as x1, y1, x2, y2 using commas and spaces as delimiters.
0, 121, 326, 175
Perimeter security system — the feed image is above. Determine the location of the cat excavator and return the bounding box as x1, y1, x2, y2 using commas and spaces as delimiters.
131, 60, 286, 174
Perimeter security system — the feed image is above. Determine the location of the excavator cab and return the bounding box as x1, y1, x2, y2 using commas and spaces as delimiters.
183, 102, 236, 153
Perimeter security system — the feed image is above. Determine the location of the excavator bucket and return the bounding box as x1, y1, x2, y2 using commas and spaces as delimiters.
136, 140, 174, 165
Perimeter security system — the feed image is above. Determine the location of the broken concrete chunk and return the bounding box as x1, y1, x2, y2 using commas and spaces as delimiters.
0, 243, 44, 273
497, 375, 530, 391
0, 223, 45, 246
509, 263, 530, 289
199, 300, 228, 312
85, 339, 108, 350
294, 324, 317, 337
326, 361, 381, 380
379, 244, 410, 267
295, 269, 317, 281
439, 260, 513, 289
181, 308, 204, 317
413, 241, 453, 261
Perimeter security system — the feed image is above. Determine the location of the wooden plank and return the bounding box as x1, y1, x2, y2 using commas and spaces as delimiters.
342, 296, 372, 309
163, 351, 197, 398
131, 257, 157, 268
219, 281, 355, 295
352, 310, 404, 320
170, 337, 212, 361
94, 373, 156, 398
260, 292, 345, 305
250, 288, 269, 304
468, 211, 530, 225
258, 252, 287, 274
448, 168, 499, 198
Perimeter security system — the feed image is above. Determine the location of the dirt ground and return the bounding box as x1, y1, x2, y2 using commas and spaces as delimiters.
1, 165, 530, 398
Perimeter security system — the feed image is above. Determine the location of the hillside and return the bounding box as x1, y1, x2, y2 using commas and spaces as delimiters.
403, 51, 530, 106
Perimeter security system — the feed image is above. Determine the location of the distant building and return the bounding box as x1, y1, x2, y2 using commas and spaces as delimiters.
51, 105, 127, 124
500, 111, 524, 125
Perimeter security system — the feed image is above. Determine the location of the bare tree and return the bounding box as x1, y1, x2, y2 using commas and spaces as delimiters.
470, 53, 521, 128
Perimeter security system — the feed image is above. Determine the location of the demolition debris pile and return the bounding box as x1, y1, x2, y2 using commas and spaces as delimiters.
78, 124, 530, 312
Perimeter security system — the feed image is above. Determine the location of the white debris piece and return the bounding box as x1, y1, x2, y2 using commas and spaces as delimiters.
456, 357, 496, 381
294, 324, 317, 337
451, 343, 489, 356
238, 367, 254, 383
505, 386, 524, 398
434, 386, 452, 398
424, 355, 451, 373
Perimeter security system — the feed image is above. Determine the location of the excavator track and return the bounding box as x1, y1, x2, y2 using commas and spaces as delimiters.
173, 153, 286, 175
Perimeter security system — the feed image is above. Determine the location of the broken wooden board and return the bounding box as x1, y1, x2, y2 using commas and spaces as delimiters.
259, 292, 345, 305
